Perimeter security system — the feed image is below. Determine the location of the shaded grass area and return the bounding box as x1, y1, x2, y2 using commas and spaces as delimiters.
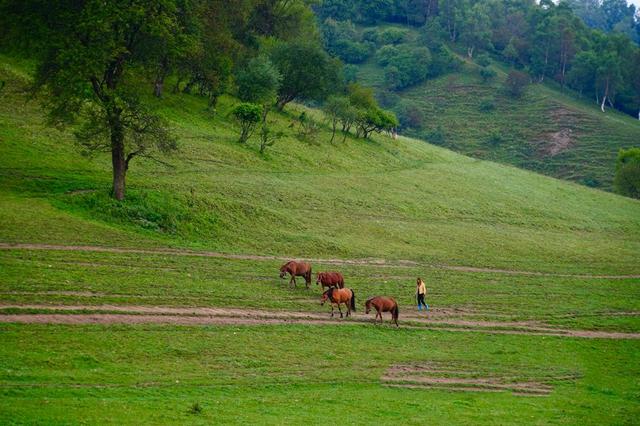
1, 249, 639, 332
0, 324, 638, 424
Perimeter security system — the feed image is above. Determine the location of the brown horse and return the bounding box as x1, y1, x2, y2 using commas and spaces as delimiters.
279, 261, 312, 288
320, 287, 356, 318
365, 296, 399, 327
316, 272, 344, 290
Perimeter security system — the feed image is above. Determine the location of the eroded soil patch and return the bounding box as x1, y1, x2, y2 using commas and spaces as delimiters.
382, 361, 580, 396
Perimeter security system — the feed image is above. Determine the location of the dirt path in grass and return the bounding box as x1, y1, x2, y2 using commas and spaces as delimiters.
2, 242, 639, 279
1, 304, 639, 340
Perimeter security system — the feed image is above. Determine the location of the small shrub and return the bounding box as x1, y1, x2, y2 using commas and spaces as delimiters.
478, 98, 496, 112
395, 101, 424, 129
296, 112, 320, 144
479, 66, 496, 83
504, 70, 530, 98
231, 103, 262, 143
582, 176, 600, 188
485, 132, 505, 146
189, 402, 203, 415
614, 147, 640, 198
426, 126, 446, 145
378, 28, 407, 45
476, 54, 491, 67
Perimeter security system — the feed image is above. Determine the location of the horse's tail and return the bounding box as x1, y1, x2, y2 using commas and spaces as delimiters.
350, 290, 356, 312
306, 267, 312, 283
393, 304, 399, 320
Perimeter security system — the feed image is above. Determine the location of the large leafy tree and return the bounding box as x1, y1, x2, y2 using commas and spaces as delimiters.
270, 40, 342, 110
0, 0, 188, 200
460, 1, 492, 58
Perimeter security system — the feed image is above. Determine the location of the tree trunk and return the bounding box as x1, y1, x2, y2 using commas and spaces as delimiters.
110, 112, 126, 200
154, 57, 169, 98
467, 46, 474, 58
330, 121, 336, 144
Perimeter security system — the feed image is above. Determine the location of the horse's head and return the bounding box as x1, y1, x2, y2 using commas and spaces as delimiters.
279, 263, 288, 279
320, 288, 333, 305
316, 273, 323, 285
365, 298, 372, 314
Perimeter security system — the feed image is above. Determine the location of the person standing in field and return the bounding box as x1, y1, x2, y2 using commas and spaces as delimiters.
416, 277, 429, 311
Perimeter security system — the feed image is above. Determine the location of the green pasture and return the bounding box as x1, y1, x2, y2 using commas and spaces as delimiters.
1, 324, 639, 424
1, 56, 640, 424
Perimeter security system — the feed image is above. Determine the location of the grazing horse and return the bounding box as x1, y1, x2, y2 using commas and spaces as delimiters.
316, 272, 344, 290
320, 287, 356, 318
365, 296, 399, 327
279, 261, 312, 288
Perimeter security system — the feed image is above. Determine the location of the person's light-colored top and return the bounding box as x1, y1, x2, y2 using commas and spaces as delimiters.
417, 281, 426, 295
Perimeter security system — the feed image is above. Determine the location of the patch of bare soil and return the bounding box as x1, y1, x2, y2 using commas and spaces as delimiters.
2, 243, 639, 279
538, 129, 574, 156
1, 304, 639, 339
382, 361, 579, 396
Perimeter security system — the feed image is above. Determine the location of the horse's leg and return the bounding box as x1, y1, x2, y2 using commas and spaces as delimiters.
330, 303, 334, 318
346, 300, 350, 317
338, 303, 343, 318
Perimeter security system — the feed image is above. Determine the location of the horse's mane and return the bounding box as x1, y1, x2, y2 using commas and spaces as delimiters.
326, 287, 334, 299
280, 261, 292, 271
365, 296, 376, 305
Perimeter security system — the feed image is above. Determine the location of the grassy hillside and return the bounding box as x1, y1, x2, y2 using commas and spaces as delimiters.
1, 56, 639, 274
353, 24, 640, 191
1, 56, 640, 424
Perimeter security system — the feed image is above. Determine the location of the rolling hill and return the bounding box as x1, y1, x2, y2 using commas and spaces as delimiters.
1, 54, 640, 424
351, 23, 640, 191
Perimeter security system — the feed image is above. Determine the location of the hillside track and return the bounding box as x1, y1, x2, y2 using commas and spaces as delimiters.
2, 243, 639, 279
1, 304, 639, 340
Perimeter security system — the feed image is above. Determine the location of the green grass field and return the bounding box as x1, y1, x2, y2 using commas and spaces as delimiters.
1, 56, 640, 424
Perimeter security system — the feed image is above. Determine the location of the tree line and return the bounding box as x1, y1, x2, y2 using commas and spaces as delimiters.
0, 0, 397, 200
316, 0, 640, 118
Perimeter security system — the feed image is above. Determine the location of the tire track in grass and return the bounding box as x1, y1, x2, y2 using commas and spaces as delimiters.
1, 304, 639, 339
2, 242, 639, 279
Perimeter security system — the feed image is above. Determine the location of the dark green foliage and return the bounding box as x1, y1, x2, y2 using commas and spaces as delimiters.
478, 98, 496, 112
343, 65, 359, 83
426, 125, 446, 145
321, 18, 372, 63
377, 28, 408, 45
231, 103, 262, 143
614, 147, 640, 198
479, 67, 497, 82
189, 403, 203, 415
485, 132, 505, 146
504, 71, 530, 98
395, 101, 424, 129
377, 45, 431, 90
270, 40, 342, 110
236, 56, 282, 105
476, 54, 491, 67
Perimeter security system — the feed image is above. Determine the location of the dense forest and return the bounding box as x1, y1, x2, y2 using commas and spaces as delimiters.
316, 0, 640, 118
